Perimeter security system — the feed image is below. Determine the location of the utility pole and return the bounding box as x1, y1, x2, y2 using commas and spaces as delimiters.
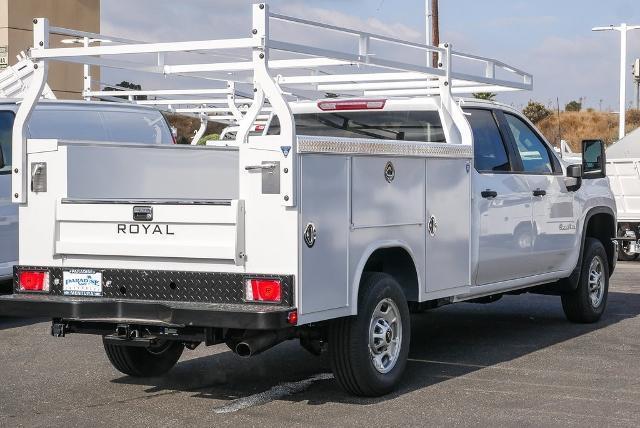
431, 0, 440, 68
426, 0, 439, 67
593, 23, 640, 140
634, 58, 640, 110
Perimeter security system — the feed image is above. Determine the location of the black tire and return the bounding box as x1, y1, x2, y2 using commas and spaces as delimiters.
103, 339, 184, 377
328, 272, 410, 397
561, 238, 610, 323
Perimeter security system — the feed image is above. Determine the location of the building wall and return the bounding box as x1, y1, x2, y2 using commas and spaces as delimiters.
0, 0, 100, 99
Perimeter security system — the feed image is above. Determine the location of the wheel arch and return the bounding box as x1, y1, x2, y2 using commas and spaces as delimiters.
351, 241, 421, 315
562, 206, 616, 291
583, 207, 617, 273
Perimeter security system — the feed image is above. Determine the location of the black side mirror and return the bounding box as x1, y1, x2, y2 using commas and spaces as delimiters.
565, 164, 582, 192
582, 139, 606, 179
0, 146, 4, 169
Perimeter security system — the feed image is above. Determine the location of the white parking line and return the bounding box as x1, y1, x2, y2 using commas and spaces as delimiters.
213, 373, 334, 414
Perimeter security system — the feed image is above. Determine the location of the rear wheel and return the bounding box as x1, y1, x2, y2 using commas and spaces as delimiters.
103, 339, 184, 377
562, 238, 609, 323
328, 272, 410, 397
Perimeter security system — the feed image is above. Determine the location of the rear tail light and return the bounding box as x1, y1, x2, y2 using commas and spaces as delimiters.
255, 124, 265, 132
18, 271, 49, 292
287, 310, 298, 325
245, 278, 282, 303
318, 99, 386, 111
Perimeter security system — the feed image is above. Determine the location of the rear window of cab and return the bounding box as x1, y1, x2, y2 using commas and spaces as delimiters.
268, 110, 446, 143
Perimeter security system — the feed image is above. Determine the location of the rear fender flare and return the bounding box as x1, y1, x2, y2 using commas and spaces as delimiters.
349, 240, 421, 316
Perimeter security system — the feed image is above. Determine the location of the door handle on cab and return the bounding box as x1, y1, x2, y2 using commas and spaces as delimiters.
533, 189, 547, 197
481, 190, 498, 199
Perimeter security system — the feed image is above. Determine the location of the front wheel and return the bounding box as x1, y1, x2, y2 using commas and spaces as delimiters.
328, 272, 410, 397
103, 339, 184, 377
561, 238, 610, 323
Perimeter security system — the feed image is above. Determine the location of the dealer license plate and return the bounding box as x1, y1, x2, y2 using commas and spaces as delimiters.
62, 270, 103, 297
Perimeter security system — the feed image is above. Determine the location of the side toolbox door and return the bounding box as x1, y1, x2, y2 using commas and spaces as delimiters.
500, 112, 579, 274
0, 110, 16, 279
466, 108, 534, 285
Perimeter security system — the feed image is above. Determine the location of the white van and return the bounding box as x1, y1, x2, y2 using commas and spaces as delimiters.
0, 100, 174, 284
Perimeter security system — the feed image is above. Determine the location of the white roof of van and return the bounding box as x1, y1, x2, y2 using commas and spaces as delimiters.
607, 127, 640, 159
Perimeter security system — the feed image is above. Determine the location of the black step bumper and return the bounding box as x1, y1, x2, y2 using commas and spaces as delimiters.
0, 294, 295, 330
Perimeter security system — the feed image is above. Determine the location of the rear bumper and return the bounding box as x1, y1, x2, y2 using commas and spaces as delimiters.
0, 294, 294, 330
5, 266, 296, 330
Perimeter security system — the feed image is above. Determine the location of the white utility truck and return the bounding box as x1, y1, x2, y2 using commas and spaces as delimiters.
0, 4, 617, 397
606, 128, 640, 260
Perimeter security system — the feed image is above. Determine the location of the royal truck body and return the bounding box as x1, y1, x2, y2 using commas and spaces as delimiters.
0, 4, 617, 396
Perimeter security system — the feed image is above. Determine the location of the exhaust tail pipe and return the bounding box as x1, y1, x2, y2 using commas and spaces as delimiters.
234, 329, 295, 357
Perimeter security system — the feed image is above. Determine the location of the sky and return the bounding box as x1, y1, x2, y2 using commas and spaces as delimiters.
101, 0, 640, 111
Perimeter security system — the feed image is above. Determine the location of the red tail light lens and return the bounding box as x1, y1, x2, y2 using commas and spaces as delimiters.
255, 124, 265, 132
18, 271, 49, 292
318, 99, 386, 111
287, 310, 298, 325
245, 279, 282, 303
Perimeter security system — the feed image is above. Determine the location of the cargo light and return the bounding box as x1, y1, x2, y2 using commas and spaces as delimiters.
245, 279, 282, 303
18, 270, 49, 292
317, 99, 386, 111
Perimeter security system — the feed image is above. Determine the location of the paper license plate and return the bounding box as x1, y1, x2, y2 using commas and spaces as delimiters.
62, 270, 103, 297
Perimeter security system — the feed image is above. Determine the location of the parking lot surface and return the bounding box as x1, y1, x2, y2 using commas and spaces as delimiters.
1, 263, 639, 427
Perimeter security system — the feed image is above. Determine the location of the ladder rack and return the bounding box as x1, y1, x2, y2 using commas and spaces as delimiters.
11, 2, 533, 204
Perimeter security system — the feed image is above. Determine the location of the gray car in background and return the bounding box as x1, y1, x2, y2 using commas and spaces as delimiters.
0, 100, 174, 285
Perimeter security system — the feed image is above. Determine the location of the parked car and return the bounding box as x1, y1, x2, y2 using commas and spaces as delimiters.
0, 100, 174, 284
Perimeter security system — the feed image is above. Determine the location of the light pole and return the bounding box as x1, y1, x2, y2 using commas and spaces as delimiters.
592, 23, 640, 140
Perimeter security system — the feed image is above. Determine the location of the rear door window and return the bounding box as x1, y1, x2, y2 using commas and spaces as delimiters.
0, 111, 15, 173
465, 109, 511, 173
268, 110, 446, 142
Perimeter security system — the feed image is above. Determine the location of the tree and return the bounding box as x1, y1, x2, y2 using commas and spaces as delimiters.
565, 100, 582, 112
522, 100, 552, 124
103, 81, 147, 101
472, 92, 497, 101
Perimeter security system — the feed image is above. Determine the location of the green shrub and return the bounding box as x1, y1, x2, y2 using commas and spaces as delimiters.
522, 100, 552, 124
197, 133, 220, 145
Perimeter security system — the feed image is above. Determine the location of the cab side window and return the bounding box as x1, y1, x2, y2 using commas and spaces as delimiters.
0, 111, 15, 173
504, 113, 554, 174
466, 109, 511, 173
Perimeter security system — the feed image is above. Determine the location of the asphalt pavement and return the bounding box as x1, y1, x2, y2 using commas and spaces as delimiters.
1, 263, 639, 427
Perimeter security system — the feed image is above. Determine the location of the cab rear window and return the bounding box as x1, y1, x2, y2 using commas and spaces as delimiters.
268, 111, 446, 143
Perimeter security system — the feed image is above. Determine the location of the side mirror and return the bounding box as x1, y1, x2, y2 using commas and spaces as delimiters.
565, 164, 582, 192
582, 139, 606, 179
0, 144, 5, 170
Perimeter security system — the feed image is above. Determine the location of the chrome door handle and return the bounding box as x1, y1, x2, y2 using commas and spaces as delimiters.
244, 163, 277, 172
